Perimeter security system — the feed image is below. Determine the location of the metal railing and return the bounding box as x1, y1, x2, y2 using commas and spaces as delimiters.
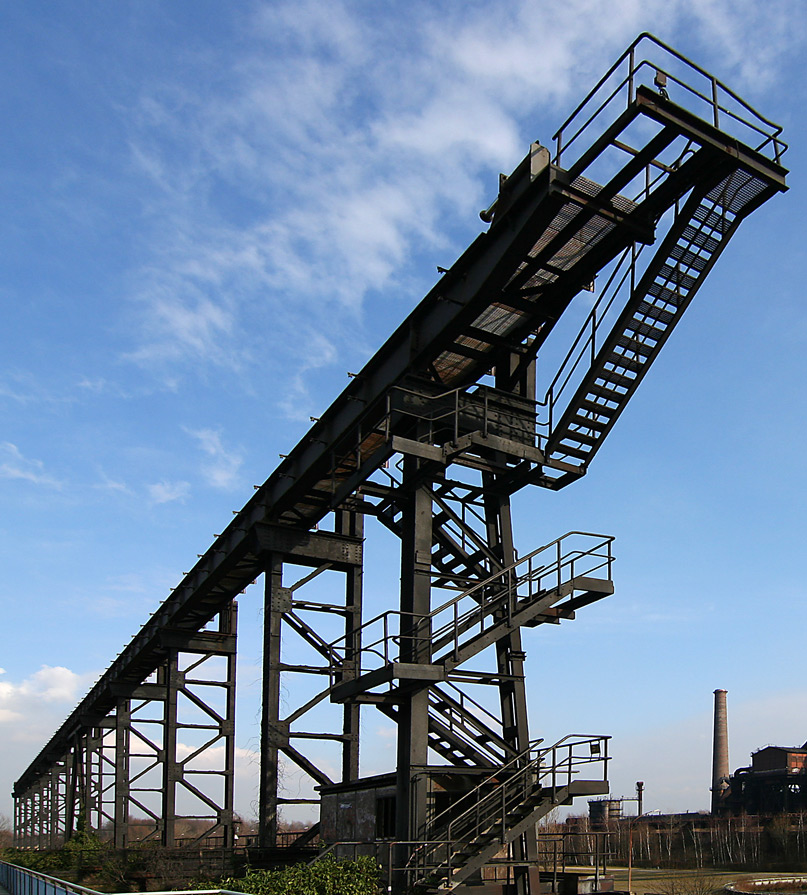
540, 243, 641, 438
411, 734, 610, 882
313, 830, 611, 893
327, 531, 613, 676
385, 382, 540, 451
0, 862, 248, 895
554, 33, 787, 169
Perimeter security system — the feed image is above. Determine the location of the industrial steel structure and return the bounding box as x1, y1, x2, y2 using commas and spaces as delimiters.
13, 35, 786, 894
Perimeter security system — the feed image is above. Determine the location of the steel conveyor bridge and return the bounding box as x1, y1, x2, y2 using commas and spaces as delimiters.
13, 34, 786, 895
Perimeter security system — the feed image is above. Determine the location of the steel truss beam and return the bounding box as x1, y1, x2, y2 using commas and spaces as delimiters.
14, 604, 237, 850
257, 513, 363, 847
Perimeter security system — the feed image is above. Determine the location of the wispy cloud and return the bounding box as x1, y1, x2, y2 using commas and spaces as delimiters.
187, 427, 243, 490
147, 479, 190, 504
126, 279, 238, 369
0, 442, 62, 488
680, 0, 799, 88
94, 471, 133, 496
118, 0, 796, 404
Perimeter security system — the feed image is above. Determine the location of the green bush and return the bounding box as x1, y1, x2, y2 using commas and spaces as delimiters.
218, 855, 381, 895
1, 831, 111, 878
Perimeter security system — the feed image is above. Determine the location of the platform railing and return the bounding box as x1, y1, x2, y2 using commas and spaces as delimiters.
0, 862, 247, 895
385, 382, 541, 452
554, 32, 787, 169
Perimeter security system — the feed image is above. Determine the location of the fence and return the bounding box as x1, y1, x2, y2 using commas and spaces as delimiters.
0, 862, 246, 895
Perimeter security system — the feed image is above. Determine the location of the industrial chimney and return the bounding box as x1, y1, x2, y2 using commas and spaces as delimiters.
711, 688, 730, 814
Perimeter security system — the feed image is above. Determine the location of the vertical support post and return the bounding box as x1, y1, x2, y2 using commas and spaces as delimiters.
221, 601, 238, 849
162, 655, 180, 847
85, 726, 102, 835
336, 510, 363, 783
493, 352, 539, 895
39, 778, 48, 850
17, 792, 25, 849
396, 455, 433, 853
65, 736, 80, 840
259, 554, 284, 847
50, 761, 66, 849
114, 699, 131, 849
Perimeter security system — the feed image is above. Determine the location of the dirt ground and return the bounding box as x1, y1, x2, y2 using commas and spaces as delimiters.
606, 867, 807, 895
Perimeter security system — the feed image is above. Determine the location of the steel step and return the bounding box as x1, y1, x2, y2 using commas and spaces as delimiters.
603, 352, 644, 373
668, 243, 711, 272
594, 370, 636, 390
615, 335, 655, 357
635, 300, 675, 325
623, 318, 667, 342
570, 413, 609, 432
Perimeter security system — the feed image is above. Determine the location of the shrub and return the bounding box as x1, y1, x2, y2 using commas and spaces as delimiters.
218, 855, 381, 895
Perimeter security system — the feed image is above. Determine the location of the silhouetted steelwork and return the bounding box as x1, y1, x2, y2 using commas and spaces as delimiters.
13, 34, 786, 894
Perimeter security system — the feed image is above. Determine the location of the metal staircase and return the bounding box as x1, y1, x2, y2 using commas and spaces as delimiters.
544, 164, 776, 474
329, 531, 614, 703
376, 684, 515, 768
409, 735, 609, 892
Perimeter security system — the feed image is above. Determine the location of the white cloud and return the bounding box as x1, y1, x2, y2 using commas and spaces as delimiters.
0, 665, 88, 726
147, 479, 190, 504
0, 442, 62, 488
187, 427, 243, 490
681, 0, 799, 88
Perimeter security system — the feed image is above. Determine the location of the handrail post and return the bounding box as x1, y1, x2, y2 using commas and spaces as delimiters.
712, 77, 720, 128
628, 47, 635, 104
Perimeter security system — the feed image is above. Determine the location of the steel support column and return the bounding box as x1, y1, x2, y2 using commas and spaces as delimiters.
259, 554, 284, 847
257, 516, 365, 847
395, 462, 434, 846
114, 699, 131, 848
336, 510, 363, 782
493, 354, 540, 893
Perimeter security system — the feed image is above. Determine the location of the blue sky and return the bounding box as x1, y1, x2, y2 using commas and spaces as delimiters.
2, 0, 807, 825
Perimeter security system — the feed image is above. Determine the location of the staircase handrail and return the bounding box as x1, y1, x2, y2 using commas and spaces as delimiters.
326, 531, 613, 676
438, 733, 607, 839
541, 243, 646, 435
428, 538, 613, 662
417, 734, 609, 875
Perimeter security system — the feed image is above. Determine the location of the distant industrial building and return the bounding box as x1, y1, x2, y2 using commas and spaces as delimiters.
712, 689, 807, 816
717, 744, 807, 816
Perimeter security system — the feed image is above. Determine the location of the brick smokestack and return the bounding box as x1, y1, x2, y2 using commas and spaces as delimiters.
711, 688, 729, 814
